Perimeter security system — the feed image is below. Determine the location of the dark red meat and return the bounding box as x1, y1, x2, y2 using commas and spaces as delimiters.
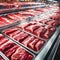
34, 27, 46, 37
0, 41, 15, 52
22, 36, 35, 46
5, 45, 19, 58
9, 30, 21, 37
11, 47, 33, 60
43, 29, 52, 39
0, 16, 15, 24
0, 38, 8, 46
13, 32, 28, 42
28, 39, 39, 50
46, 20, 58, 26
25, 25, 40, 33
35, 40, 44, 51
4, 28, 18, 35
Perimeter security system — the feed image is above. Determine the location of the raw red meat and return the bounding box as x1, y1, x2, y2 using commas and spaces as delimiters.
0, 38, 8, 46
50, 27, 56, 32
28, 39, 39, 50
11, 47, 33, 60
4, 28, 18, 35
13, 32, 28, 42
43, 29, 52, 39
9, 30, 21, 37
0, 40, 15, 52
0, 16, 15, 24
5, 45, 19, 58
22, 36, 35, 46
0, 21, 8, 27
27, 55, 33, 60
34, 27, 46, 37
35, 40, 44, 51
40, 20, 49, 24
15, 13, 27, 20
8, 13, 27, 21
18, 22, 37, 29
25, 24, 40, 33
8, 13, 18, 20
19, 11, 35, 17
18, 22, 32, 29
45, 25, 52, 29
46, 20, 58, 26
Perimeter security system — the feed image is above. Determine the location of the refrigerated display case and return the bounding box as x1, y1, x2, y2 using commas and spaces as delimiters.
0, 2, 60, 60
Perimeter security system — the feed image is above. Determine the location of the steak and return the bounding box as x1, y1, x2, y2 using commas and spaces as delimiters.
35, 40, 44, 51
11, 47, 33, 60
25, 25, 40, 33
28, 39, 39, 50
9, 30, 21, 37
0, 40, 15, 52
22, 36, 35, 46
5, 45, 19, 58
13, 32, 28, 42
5, 28, 18, 35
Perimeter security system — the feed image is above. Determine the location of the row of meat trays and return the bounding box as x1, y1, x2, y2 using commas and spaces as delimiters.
0, 34, 34, 60
0, 5, 59, 27
1, 20, 56, 53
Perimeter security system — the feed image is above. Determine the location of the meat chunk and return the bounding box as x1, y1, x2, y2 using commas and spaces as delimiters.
28, 39, 39, 50
35, 40, 44, 51
19, 11, 35, 17
5, 45, 19, 58
8, 13, 19, 20
40, 20, 49, 24
25, 25, 40, 33
0, 38, 8, 46
34, 27, 46, 37
9, 30, 21, 37
0, 16, 15, 24
43, 29, 52, 39
13, 32, 28, 42
11, 47, 33, 60
46, 20, 58, 26
18, 22, 36, 29
22, 36, 35, 46
27, 55, 33, 60
4, 28, 18, 35
18, 22, 32, 29
0, 40, 15, 52
8, 13, 26, 21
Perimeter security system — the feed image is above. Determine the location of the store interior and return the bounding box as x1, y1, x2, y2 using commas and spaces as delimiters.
0, 0, 60, 60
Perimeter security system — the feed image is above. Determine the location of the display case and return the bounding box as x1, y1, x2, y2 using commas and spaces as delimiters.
0, 2, 60, 60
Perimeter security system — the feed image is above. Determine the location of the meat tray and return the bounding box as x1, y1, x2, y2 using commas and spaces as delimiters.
2, 27, 46, 54
0, 35, 35, 60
